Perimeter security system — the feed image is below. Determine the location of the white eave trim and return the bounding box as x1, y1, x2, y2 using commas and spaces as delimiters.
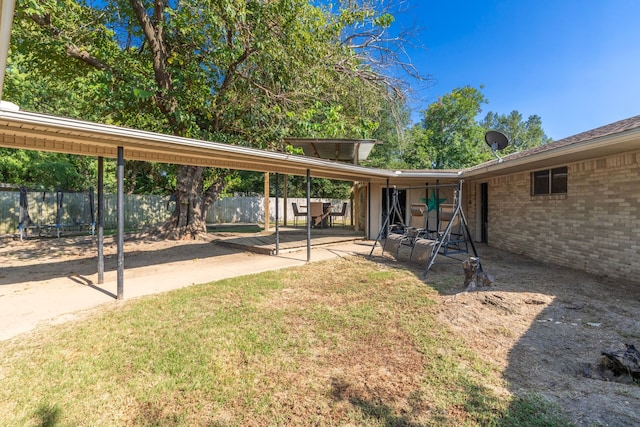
393, 170, 463, 179
462, 127, 640, 178
0, 109, 397, 180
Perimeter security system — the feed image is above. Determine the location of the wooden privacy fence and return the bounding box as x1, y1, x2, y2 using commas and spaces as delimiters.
0, 191, 350, 235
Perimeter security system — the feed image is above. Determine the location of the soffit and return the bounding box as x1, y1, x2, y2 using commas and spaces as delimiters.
0, 109, 395, 183
285, 138, 380, 164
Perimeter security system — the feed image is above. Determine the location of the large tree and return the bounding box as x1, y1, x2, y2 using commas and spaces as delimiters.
400, 87, 551, 170
9, 0, 414, 238
404, 86, 489, 169
480, 110, 552, 154
363, 97, 411, 170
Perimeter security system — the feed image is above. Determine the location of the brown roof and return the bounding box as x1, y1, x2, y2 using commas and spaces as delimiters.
465, 114, 640, 175
503, 114, 640, 162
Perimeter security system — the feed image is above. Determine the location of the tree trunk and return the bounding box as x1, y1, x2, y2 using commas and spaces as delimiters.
155, 166, 230, 240
462, 257, 494, 291
157, 165, 207, 240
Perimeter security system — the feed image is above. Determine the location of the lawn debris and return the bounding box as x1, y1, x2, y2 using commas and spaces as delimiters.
462, 257, 494, 291
600, 344, 640, 383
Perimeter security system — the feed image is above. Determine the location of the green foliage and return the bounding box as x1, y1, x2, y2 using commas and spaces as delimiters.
286, 101, 380, 141
364, 98, 412, 169
223, 170, 264, 196
480, 111, 552, 154
400, 87, 550, 170
0, 148, 112, 191
6, 0, 405, 199
0, 149, 29, 184
4, 0, 550, 195
225, 171, 351, 199
404, 86, 489, 169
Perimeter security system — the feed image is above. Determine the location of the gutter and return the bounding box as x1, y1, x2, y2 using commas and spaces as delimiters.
393, 170, 464, 179
0, 108, 398, 181
462, 127, 640, 178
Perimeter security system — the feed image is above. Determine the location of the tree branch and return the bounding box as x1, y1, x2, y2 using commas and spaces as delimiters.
28, 13, 114, 73
129, 0, 181, 130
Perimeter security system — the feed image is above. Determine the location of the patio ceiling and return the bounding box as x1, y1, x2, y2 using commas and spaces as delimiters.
284, 138, 380, 164
0, 108, 397, 183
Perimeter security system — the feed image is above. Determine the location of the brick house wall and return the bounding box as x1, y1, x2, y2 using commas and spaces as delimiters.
466, 151, 640, 282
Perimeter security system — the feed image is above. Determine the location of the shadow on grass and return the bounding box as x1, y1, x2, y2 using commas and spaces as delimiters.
33, 402, 61, 427
332, 375, 571, 426
371, 244, 640, 425
348, 397, 424, 427
206, 223, 263, 233
330, 376, 555, 426
331, 377, 424, 426
131, 401, 182, 427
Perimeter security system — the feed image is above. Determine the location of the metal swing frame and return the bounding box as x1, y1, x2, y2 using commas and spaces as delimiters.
419, 180, 481, 278
368, 180, 482, 279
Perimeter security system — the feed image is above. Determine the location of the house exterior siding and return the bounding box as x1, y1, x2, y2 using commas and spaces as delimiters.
467, 151, 640, 282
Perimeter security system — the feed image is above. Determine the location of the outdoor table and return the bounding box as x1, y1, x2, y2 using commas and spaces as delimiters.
307, 202, 332, 228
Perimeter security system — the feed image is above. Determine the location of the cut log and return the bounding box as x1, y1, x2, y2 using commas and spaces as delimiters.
462, 257, 494, 291
601, 344, 640, 381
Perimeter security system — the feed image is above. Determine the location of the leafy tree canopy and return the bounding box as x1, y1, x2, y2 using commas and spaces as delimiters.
403, 86, 488, 169
6, 0, 419, 237
367, 86, 552, 170
480, 110, 552, 154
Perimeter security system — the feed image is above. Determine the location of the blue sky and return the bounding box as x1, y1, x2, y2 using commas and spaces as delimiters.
391, 0, 640, 140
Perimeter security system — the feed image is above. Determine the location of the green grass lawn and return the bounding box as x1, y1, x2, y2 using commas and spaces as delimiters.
0, 257, 571, 426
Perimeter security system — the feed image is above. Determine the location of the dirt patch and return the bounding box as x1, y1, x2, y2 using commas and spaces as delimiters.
0, 233, 219, 290
422, 247, 640, 426
1, 235, 639, 425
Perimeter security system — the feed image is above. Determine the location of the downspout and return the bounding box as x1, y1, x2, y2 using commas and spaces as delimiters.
0, 0, 18, 109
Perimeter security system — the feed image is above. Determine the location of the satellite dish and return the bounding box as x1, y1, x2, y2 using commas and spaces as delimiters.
484, 131, 510, 163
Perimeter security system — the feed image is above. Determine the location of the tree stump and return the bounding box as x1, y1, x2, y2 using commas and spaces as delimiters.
462, 257, 494, 291
601, 344, 640, 381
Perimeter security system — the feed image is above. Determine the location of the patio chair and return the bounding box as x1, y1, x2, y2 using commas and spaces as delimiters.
329, 202, 348, 227
292, 202, 307, 227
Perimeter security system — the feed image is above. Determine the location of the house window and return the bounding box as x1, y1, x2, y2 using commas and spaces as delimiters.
531, 166, 567, 195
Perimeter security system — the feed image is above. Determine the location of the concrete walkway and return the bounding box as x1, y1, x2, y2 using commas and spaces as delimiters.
0, 240, 374, 342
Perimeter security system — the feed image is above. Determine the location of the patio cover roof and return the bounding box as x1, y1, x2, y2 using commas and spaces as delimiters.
0, 108, 464, 183
0, 108, 396, 182
2, 106, 639, 186
284, 138, 380, 164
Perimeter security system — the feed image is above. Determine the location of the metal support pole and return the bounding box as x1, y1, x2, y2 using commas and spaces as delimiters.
306, 169, 311, 262
263, 172, 270, 231
0, 0, 17, 101
385, 178, 390, 238
367, 182, 371, 239
116, 147, 124, 300
97, 156, 104, 284
55, 190, 62, 239
283, 175, 288, 226
425, 181, 429, 232
275, 173, 279, 255
436, 179, 441, 229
